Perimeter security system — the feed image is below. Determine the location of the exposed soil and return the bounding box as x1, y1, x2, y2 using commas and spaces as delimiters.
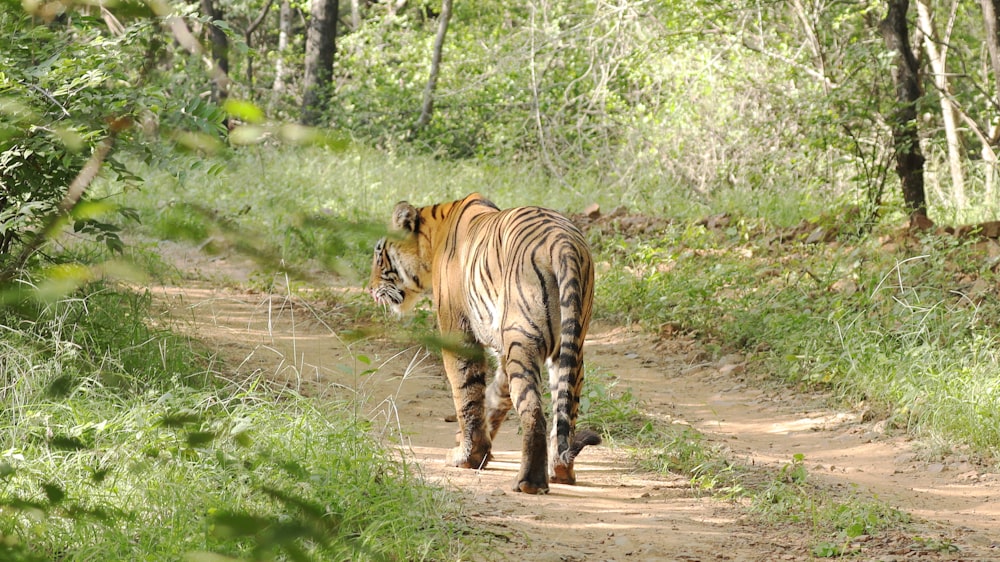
149, 241, 1000, 561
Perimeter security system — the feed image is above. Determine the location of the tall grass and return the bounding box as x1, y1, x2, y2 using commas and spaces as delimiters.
102, 144, 839, 279
0, 285, 475, 561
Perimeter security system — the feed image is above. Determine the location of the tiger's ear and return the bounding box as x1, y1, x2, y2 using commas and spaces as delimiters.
391, 202, 419, 233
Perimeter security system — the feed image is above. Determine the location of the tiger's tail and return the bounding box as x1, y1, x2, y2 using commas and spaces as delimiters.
549, 233, 598, 483
566, 429, 602, 463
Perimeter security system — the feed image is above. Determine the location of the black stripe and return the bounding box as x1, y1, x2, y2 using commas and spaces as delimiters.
460, 371, 487, 389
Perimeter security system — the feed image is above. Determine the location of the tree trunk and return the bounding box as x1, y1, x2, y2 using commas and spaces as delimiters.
272, 0, 292, 103
980, 0, 1000, 200
301, 0, 339, 126
917, 0, 964, 208
200, 0, 229, 107
413, 0, 453, 133
350, 0, 360, 30
880, 0, 928, 224
388, 0, 407, 17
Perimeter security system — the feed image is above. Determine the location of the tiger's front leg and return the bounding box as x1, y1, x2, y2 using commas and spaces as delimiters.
441, 348, 492, 470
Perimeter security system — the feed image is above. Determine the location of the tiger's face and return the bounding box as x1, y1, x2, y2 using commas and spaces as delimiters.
368, 233, 429, 315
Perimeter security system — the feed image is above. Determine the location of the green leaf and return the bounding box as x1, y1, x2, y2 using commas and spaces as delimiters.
90, 466, 110, 483
418, 333, 485, 361
70, 200, 116, 221
184, 552, 242, 562
171, 131, 224, 154
230, 420, 253, 447
45, 374, 76, 398
811, 542, 842, 557
229, 125, 266, 145
210, 512, 271, 539
223, 99, 265, 124
845, 520, 866, 538
158, 412, 202, 427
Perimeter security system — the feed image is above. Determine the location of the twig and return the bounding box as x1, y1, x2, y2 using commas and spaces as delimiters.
21, 81, 71, 118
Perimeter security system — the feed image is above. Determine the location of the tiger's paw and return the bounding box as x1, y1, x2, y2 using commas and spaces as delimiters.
550, 464, 576, 485
513, 478, 550, 495
513, 462, 550, 494
447, 446, 491, 470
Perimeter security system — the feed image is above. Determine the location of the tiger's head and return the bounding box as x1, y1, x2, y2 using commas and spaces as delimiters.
368, 201, 431, 314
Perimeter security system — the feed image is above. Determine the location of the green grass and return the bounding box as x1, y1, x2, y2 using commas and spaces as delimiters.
748, 455, 910, 558
0, 285, 476, 562
577, 367, 645, 443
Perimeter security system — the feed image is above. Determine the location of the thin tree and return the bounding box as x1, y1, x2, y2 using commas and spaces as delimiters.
243, 0, 277, 94
413, 0, 453, 134
916, 0, 964, 208
302, 0, 339, 125
980, 0, 1000, 199
880, 0, 928, 225
349, 0, 361, 30
272, 0, 292, 106
201, 0, 230, 107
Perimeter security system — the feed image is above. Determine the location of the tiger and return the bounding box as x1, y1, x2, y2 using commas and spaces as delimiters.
368, 192, 600, 494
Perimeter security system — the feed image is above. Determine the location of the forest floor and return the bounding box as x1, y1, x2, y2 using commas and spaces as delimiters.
149, 240, 1000, 562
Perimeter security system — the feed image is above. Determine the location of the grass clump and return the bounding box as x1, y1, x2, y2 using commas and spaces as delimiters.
577, 367, 645, 443
0, 285, 475, 561
750, 454, 909, 558
636, 427, 740, 492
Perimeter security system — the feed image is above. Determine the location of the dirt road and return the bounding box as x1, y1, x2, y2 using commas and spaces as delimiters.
150, 245, 999, 561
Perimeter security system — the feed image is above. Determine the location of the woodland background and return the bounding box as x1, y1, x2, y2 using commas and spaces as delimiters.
9, 0, 1000, 247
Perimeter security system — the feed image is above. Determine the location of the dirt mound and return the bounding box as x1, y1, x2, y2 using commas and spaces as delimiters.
570, 204, 673, 238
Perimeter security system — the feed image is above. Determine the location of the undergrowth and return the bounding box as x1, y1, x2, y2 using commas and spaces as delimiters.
747, 454, 910, 558
0, 284, 475, 561
577, 367, 645, 443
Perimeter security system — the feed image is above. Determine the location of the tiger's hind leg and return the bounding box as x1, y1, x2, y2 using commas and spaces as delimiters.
485, 363, 513, 441
503, 341, 549, 494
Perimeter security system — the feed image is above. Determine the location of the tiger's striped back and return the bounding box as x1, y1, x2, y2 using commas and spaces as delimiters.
369, 193, 599, 494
